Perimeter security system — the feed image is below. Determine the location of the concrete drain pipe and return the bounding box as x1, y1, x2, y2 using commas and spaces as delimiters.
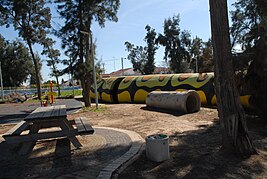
146, 90, 201, 113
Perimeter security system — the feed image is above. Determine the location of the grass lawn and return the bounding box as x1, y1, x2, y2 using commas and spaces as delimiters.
57, 89, 82, 97
23, 89, 83, 103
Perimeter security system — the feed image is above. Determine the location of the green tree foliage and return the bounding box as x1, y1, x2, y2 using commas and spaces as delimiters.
157, 15, 190, 73
29, 53, 42, 85
201, 39, 214, 72
0, 35, 33, 87
125, 25, 157, 75
230, 0, 267, 115
125, 42, 147, 74
189, 37, 214, 72
43, 80, 56, 84
0, 0, 52, 99
144, 25, 157, 74
42, 38, 61, 96
230, 0, 266, 49
55, 0, 120, 107
189, 36, 203, 72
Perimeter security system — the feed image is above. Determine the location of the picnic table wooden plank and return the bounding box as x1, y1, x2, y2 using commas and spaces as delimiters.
24, 105, 67, 121
51, 105, 66, 118
51, 105, 60, 118
4, 129, 78, 144
75, 117, 94, 135
3, 121, 30, 136
4, 104, 83, 154
81, 119, 94, 132
19, 123, 41, 155
75, 118, 84, 132
25, 107, 47, 120
42, 107, 55, 118
58, 119, 82, 148
59, 105, 67, 117
42, 106, 59, 118
24, 110, 38, 120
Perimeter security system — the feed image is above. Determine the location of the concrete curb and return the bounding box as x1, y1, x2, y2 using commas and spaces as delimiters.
111, 142, 145, 179
96, 127, 145, 179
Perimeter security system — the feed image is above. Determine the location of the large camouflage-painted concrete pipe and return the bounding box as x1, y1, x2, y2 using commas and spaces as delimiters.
90, 73, 252, 109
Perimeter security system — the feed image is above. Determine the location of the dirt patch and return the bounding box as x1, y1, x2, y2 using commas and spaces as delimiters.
70, 104, 267, 178
1, 103, 267, 178
69, 104, 217, 138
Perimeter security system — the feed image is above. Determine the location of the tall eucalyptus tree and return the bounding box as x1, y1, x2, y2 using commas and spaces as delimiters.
157, 15, 190, 73
55, 0, 120, 107
0, 0, 52, 99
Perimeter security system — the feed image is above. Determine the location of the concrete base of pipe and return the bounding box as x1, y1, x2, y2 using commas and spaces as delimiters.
146, 90, 201, 113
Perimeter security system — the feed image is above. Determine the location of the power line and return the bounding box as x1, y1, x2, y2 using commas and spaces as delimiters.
102, 58, 121, 62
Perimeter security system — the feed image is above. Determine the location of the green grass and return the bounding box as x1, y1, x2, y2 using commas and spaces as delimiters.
23, 89, 82, 103
81, 105, 106, 112
0, 90, 83, 104
0, 99, 9, 104
57, 89, 82, 97
25, 99, 39, 103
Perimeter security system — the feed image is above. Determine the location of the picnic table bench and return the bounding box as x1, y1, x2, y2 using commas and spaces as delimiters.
3, 105, 94, 155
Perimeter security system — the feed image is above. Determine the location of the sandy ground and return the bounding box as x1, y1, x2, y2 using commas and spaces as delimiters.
70, 104, 267, 179
1, 103, 267, 178
69, 104, 217, 138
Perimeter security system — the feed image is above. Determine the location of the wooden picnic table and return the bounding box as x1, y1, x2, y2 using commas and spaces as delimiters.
3, 105, 94, 155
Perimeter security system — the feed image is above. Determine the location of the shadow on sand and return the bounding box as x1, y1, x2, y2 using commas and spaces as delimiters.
119, 117, 267, 178
141, 106, 187, 117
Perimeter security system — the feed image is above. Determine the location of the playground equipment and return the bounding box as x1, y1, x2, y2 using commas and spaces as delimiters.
41, 100, 48, 107
41, 82, 56, 106
47, 91, 57, 104
146, 90, 201, 113
48, 82, 56, 104
90, 73, 253, 109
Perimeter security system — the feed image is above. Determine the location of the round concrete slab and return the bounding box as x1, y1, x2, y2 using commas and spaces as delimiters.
0, 127, 144, 179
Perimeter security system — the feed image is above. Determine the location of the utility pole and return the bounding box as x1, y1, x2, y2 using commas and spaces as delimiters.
0, 61, 4, 101
102, 63, 105, 74
121, 57, 124, 76
71, 74, 75, 97
91, 37, 99, 109
113, 57, 116, 71
196, 58, 198, 73
80, 30, 99, 109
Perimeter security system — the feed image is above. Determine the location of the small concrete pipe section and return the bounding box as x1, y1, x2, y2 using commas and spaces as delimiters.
146, 90, 201, 113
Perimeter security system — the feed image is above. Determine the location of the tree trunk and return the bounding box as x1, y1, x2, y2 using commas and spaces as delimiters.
80, 76, 91, 107
209, 0, 257, 156
27, 39, 42, 100
51, 60, 61, 97
78, 0, 91, 107
47, 46, 61, 97
55, 75, 61, 97
84, 79, 91, 107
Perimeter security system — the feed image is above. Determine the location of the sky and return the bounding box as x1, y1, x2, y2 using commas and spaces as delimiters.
0, 0, 236, 83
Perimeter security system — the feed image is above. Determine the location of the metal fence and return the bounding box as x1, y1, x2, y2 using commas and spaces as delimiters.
0, 86, 81, 97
